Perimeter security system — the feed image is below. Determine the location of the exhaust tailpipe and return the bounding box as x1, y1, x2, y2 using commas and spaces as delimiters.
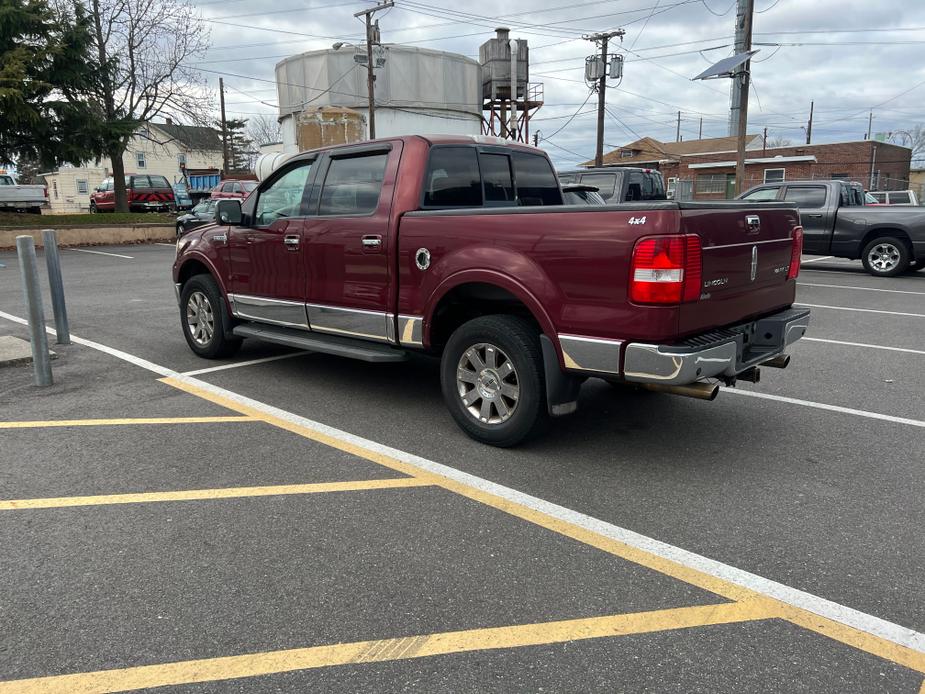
737, 367, 761, 383
641, 381, 719, 401
762, 354, 790, 369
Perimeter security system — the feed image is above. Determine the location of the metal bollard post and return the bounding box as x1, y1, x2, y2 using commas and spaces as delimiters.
15, 235, 53, 386
41, 229, 70, 345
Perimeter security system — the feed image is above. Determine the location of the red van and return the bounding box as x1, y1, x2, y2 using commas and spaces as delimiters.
90, 175, 176, 212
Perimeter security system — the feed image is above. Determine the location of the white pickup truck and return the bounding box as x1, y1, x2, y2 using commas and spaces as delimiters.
0, 172, 48, 213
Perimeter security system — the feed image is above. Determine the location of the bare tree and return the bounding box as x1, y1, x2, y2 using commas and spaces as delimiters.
66, 0, 210, 211
767, 136, 792, 148
246, 113, 283, 148
883, 125, 925, 165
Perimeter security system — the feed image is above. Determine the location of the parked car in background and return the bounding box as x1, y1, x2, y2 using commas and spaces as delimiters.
186, 171, 221, 204
90, 175, 176, 213
210, 180, 258, 200
738, 180, 925, 276
0, 171, 48, 213
174, 135, 808, 446
175, 198, 217, 236
867, 190, 919, 206
558, 167, 667, 202
561, 184, 606, 205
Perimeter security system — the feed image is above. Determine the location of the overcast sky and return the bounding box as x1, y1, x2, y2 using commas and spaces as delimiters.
195, 0, 925, 167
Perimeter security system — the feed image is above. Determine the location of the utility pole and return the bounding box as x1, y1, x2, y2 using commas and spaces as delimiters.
865, 111, 873, 140
218, 78, 229, 174
354, 0, 393, 140
676, 111, 681, 142
763, 127, 767, 154
732, 0, 754, 196
699, 117, 703, 140
806, 100, 813, 144
585, 29, 625, 167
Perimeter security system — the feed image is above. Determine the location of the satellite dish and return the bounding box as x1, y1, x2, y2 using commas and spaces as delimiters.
691, 50, 758, 81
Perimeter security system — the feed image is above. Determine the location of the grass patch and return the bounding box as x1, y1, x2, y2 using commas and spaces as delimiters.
0, 212, 175, 227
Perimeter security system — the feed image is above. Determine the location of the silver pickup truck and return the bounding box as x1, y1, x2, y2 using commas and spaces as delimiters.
0, 173, 48, 213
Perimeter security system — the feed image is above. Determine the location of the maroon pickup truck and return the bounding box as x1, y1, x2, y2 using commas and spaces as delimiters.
173, 136, 809, 446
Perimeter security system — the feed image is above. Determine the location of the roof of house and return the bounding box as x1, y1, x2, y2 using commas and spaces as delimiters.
587, 134, 762, 167
150, 122, 222, 151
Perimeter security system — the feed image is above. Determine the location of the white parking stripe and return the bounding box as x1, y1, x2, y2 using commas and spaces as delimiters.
800, 256, 834, 263
722, 388, 925, 429
1, 307, 923, 657
803, 337, 925, 356
801, 268, 925, 280
181, 351, 310, 376
797, 303, 925, 318
799, 282, 925, 296
154, 242, 176, 247
69, 248, 134, 259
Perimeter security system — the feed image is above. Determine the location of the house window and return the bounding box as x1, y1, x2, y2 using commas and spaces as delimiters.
76, 179, 89, 194
52, 181, 59, 199
695, 174, 727, 194
177, 153, 187, 167
136, 151, 146, 169
763, 168, 785, 183
620, 150, 635, 158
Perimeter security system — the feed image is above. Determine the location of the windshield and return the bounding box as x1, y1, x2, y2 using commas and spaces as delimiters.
865, 193, 879, 204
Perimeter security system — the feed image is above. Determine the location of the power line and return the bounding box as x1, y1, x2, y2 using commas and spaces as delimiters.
542, 89, 597, 140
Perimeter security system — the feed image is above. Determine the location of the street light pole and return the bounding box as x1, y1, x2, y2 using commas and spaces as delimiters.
354, 1, 393, 140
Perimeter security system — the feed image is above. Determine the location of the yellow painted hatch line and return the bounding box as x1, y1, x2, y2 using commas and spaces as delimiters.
0, 477, 431, 511
0, 601, 774, 693
0, 416, 256, 429
160, 376, 925, 675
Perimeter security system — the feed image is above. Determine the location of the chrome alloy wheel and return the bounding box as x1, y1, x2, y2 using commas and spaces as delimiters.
456, 343, 520, 424
868, 242, 902, 273
186, 291, 215, 346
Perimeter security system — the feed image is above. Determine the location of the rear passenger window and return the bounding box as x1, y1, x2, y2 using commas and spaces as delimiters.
423, 147, 482, 207
133, 176, 151, 189
889, 192, 911, 204
512, 152, 562, 206
741, 187, 780, 201
783, 186, 826, 208
480, 153, 515, 205
319, 153, 388, 216
579, 173, 617, 200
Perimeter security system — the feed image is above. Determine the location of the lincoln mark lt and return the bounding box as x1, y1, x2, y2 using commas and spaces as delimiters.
173, 136, 810, 446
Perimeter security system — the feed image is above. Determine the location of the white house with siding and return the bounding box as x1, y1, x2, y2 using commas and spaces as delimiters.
41, 120, 223, 213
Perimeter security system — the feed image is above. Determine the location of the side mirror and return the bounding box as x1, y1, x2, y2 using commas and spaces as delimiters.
214, 198, 242, 226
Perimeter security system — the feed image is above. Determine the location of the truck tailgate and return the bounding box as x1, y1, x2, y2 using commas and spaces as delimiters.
678, 202, 799, 337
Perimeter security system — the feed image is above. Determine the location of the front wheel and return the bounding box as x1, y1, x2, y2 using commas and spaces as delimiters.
440, 315, 547, 447
89, 201, 98, 214
861, 237, 910, 277
179, 274, 242, 358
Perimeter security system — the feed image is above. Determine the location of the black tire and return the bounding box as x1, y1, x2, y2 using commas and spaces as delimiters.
176, 223, 184, 237
179, 274, 242, 359
89, 201, 98, 214
440, 315, 548, 447
861, 236, 911, 277
913, 259, 925, 272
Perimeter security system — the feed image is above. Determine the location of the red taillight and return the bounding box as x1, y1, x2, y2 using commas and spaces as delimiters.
787, 226, 803, 280
630, 234, 702, 305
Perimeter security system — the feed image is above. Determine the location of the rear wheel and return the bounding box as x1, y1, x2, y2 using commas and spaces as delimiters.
861, 237, 910, 277
913, 259, 925, 272
440, 315, 547, 447
180, 274, 242, 359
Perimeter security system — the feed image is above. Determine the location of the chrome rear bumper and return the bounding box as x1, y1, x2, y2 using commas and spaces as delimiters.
622, 307, 810, 385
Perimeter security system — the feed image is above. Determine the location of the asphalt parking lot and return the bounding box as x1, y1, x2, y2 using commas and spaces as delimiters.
0, 244, 923, 692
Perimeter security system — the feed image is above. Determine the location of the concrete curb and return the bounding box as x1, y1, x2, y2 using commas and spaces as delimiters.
0, 225, 174, 250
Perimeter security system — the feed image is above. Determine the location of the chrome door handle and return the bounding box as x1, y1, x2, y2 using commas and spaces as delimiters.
805, 213, 823, 218
362, 235, 382, 249
284, 234, 300, 251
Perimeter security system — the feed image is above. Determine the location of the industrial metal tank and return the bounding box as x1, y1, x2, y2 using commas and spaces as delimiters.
275, 45, 482, 152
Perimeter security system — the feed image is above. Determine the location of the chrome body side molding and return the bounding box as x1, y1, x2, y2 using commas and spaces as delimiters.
228, 293, 310, 330
557, 334, 623, 375
397, 315, 424, 347
306, 303, 391, 343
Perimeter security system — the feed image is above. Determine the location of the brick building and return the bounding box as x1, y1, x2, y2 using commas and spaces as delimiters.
588, 136, 913, 200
